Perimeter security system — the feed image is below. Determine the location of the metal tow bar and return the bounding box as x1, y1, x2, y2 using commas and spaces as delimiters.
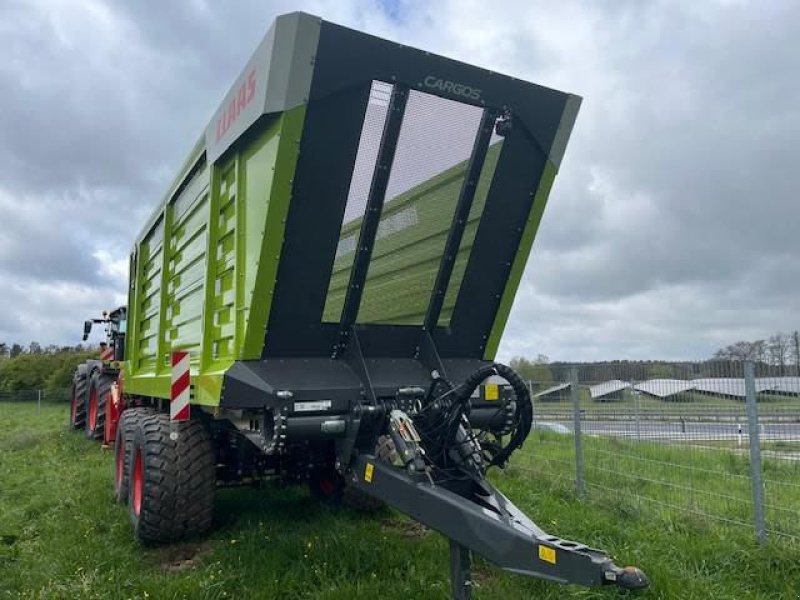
350, 455, 649, 598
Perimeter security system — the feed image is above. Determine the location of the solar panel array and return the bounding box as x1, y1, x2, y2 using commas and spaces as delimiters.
578, 377, 800, 400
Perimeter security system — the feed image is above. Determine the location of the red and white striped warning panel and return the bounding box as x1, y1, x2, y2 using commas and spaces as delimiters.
170, 351, 191, 422
100, 346, 114, 361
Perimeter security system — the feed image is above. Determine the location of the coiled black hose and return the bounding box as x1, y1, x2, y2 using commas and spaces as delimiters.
451, 363, 533, 468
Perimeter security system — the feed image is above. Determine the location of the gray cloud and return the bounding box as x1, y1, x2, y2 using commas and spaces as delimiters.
0, 0, 797, 362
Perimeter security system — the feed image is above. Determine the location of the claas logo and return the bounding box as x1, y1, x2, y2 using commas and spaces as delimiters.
215, 70, 257, 142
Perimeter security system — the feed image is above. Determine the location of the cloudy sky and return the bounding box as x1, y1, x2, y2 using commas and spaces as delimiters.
0, 0, 797, 360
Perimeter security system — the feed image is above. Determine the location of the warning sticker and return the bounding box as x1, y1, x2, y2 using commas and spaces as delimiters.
484, 384, 499, 401
538, 545, 556, 565
365, 462, 374, 483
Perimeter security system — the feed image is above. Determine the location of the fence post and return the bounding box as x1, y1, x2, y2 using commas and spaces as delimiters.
744, 360, 766, 545
634, 385, 641, 442
570, 367, 585, 499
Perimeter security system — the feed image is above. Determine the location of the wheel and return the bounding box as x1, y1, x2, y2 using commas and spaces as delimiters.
128, 413, 216, 544
85, 370, 111, 441
69, 366, 88, 430
114, 408, 153, 504
308, 468, 345, 503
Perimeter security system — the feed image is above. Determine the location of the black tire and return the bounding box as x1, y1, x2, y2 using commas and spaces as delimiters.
69, 366, 88, 431
84, 371, 111, 441
128, 413, 216, 544
114, 408, 154, 504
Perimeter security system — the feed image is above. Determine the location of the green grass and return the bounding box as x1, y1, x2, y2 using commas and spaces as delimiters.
522, 432, 800, 540
2, 403, 800, 599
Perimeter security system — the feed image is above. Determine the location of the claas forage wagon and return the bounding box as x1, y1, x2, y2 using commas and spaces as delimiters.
69, 12, 647, 597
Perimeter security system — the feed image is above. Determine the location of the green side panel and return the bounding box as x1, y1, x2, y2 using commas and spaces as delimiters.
483, 160, 557, 360
166, 187, 210, 365
241, 106, 306, 358
136, 218, 164, 372
125, 108, 306, 404
126, 161, 211, 401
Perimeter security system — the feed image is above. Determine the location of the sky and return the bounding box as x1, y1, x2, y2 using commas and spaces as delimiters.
0, 0, 797, 361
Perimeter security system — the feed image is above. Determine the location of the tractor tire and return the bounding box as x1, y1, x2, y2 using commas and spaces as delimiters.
69, 366, 88, 431
342, 435, 398, 512
85, 370, 111, 441
128, 413, 216, 544
113, 408, 154, 504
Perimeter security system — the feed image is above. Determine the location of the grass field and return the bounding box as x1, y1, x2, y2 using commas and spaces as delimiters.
2, 402, 800, 599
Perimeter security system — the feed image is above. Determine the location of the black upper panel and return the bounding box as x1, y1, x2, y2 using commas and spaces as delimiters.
263, 19, 576, 360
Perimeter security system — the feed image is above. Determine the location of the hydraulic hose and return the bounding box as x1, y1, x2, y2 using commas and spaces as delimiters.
452, 363, 533, 468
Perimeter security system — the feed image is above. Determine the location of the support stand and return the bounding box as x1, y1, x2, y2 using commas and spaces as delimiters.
449, 539, 472, 600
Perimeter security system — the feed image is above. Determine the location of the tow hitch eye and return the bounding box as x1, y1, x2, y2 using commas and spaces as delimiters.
605, 566, 649, 590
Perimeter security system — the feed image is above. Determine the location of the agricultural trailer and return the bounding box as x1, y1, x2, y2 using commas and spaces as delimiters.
69, 12, 648, 597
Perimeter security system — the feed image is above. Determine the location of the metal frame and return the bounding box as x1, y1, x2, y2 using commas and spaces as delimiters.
262, 18, 579, 362
334, 85, 410, 358
349, 454, 644, 594
423, 109, 497, 333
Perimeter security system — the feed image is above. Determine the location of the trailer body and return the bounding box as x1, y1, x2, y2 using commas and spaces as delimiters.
122, 12, 578, 409
70, 12, 650, 596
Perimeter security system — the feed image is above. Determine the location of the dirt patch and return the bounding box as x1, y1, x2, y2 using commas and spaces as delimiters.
380, 517, 429, 538
153, 541, 212, 573
470, 561, 495, 586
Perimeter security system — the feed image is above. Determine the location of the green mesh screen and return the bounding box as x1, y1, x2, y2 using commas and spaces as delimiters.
322, 85, 503, 326
356, 90, 483, 325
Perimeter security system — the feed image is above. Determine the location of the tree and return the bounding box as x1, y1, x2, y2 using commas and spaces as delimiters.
44, 350, 96, 389
0, 343, 7, 359
767, 333, 790, 374
791, 330, 800, 376
714, 340, 761, 361
28, 341, 42, 355
509, 355, 553, 387
10, 344, 23, 358
0, 348, 96, 391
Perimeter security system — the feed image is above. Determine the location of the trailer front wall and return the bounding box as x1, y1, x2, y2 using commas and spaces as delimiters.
125, 108, 305, 405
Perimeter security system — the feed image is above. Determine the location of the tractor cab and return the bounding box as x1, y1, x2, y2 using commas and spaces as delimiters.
83, 306, 127, 361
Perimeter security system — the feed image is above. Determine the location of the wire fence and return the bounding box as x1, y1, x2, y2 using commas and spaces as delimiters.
4, 370, 799, 544
0, 388, 71, 403
518, 361, 800, 545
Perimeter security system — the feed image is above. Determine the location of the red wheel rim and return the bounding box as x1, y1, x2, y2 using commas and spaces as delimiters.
319, 477, 337, 496
115, 441, 124, 493
88, 388, 97, 432
132, 449, 143, 516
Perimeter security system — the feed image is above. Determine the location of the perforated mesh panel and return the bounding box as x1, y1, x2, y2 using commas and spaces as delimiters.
356, 90, 484, 325
437, 136, 504, 326
322, 81, 393, 322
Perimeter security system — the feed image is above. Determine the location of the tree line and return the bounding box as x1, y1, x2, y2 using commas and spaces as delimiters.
510, 330, 800, 388
0, 343, 98, 391
713, 330, 800, 374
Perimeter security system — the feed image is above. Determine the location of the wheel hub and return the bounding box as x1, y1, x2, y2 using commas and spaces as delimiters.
132, 449, 143, 516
